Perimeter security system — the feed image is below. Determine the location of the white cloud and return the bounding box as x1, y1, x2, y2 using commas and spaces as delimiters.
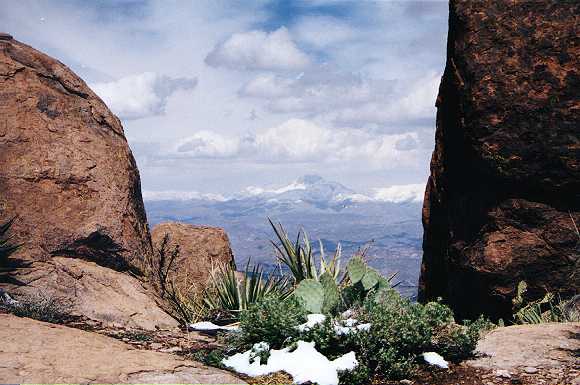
175, 131, 248, 158
91, 72, 197, 120
395, 135, 419, 151
292, 16, 356, 48
205, 27, 310, 71
332, 72, 441, 127
167, 119, 419, 169
373, 183, 425, 203
238, 74, 295, 98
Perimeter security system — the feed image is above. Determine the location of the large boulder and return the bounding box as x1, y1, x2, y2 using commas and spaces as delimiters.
0, 314, 245, 384
0, 34, 173, 329
0, 33, 151, 270
419, 1, 579, 320
151, 222, 235, 294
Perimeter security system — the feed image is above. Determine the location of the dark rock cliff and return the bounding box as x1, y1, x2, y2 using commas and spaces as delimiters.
419, 1, 579, 320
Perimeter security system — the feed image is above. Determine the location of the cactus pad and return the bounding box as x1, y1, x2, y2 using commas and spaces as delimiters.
361, 268, 380, 291
347, 256, 366, 284
294, 278, 324, 313
320, 272, 341, 313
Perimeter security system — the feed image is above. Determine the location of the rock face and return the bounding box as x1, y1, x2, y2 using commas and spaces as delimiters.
0, 34, 151, 270
419, 1, 579, 320
0, 35, 173, 329
151, 222, 235, 294
0, 314, 245, 384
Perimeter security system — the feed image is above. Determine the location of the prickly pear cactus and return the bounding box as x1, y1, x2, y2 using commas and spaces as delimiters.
320, 272, 341, 313
347, 256, 366, 284
361, 268, 380, 291
294, 278, 324, 313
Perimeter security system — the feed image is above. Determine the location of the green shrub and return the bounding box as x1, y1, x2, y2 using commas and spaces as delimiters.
238, 295, 307, 349
350, 290, 489, 382
193, 348, 227, 368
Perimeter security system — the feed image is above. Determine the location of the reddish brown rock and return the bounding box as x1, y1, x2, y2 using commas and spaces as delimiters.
419, 1, 579, 320
0, 36, 168, 328
151, 222, 235, 293
0, 34, 151, 270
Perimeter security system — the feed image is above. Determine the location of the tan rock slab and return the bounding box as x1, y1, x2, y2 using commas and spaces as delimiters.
468, 323, 580, 371
0, 314, 245, 384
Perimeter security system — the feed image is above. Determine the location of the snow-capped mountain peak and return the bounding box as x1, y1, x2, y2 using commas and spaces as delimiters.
143, 175, 425, 207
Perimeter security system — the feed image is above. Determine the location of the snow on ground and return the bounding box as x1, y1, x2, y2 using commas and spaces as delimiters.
296, 313, 372, 335
422, 352, 449, 368
188, 321, 239, 332
297, 313, 326, 331
222, 341, 358, 385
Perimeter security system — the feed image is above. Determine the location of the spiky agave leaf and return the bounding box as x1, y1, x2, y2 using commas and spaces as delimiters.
0, 217, 20, 263
269, 218, 317, 283
204, 259, 291, 317
319, 240, 342, 282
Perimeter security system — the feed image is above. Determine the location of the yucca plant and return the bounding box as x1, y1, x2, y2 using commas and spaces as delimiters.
204, 260, 292, 319
0, 218, 20, 263
269, 218, 318, 283
512, 280, 578, 324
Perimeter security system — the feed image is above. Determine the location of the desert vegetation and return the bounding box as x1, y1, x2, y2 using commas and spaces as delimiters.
155, 220, 493, 384
0, 217, 19, 264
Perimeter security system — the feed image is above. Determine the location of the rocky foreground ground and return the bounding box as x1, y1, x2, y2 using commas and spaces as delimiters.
0, 312, 577, 384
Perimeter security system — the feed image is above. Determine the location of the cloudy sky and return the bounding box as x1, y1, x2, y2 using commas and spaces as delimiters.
1, 0, 449, 196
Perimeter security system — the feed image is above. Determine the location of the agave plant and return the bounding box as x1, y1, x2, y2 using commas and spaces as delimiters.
269, 218, 318, 282
204, 260, 291, 318
0, 218, 20, 264
269, 218, 345, 284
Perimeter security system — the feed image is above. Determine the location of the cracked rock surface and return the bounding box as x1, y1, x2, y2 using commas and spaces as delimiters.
0, 314, 245, 384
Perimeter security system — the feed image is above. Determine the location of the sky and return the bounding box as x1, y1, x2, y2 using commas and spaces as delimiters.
0, 0, 449, 197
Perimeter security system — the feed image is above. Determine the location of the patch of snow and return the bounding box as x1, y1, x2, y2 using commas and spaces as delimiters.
341, 309, 353, 318
297, 313, 327, 332
252, 341, 270, 353
356, 323, 371, 332
333, 318, 371, 335
333, 193, 373, 203
343, 318, 357, 327
422, 352, 449, 369
188, 321, 238, 332
222, 341, 358, 385
243, 181, 307, 196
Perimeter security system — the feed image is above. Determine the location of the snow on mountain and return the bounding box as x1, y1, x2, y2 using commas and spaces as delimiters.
142, 190, 227, 202
143, 175, 425, 206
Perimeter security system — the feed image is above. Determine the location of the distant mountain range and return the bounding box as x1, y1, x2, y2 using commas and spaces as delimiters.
144, 175, 425, 297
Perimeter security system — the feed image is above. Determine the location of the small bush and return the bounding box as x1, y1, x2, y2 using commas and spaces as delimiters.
8, 292, 70, 324
190, 348, 227, 369
238, 296, 307, 349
